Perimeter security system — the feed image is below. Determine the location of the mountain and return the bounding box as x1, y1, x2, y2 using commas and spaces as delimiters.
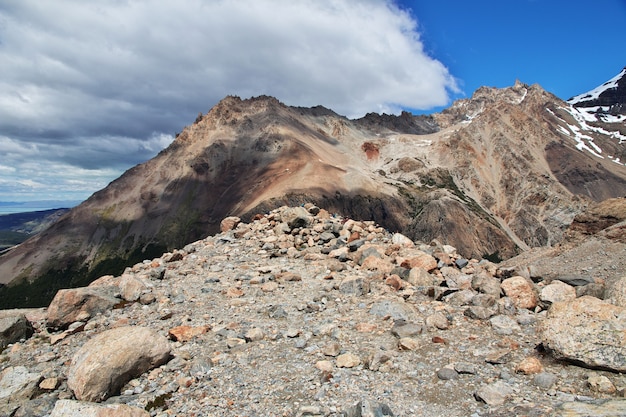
1, 76, 626, 308
568, 67, 626, 117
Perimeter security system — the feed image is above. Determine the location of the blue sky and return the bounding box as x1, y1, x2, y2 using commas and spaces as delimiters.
399, 0, 626, 109
0, 0, 624, 204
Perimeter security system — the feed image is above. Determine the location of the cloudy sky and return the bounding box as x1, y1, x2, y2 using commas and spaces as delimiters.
0, 0, 624, 204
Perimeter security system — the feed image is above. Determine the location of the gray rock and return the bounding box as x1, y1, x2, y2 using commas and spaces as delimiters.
339, 276, 370, 296
489, 314, 521, 335
50, 399, 149, 416
540, 296, 626, 372
532, 372, 558, 389
555, 275, 596, 286
455, 258, 469, 269
68, 326, 171, 402
0, 314, 33, 350
436, 368, 459, 380
0, 366, 42, 404
369, 300, 416, 321
454, 362, 478, 375
343, 399, 394, 416
464, 306, 496, 320
390, 321, 423, 338
281, 207, 312, 229
474, 381, 514, 406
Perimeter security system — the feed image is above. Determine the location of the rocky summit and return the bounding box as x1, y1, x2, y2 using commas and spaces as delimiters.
1, 204, 625, 416
2, 70, 626, 308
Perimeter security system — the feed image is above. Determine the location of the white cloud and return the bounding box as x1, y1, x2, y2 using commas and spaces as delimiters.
0, 0, 457, 202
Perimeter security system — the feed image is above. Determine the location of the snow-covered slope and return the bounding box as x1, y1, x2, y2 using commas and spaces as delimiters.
567, 67, 626, 123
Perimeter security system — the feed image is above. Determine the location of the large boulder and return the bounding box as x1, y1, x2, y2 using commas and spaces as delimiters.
540, 296, 626, 372
46, 287, 120, 330
50, 399, 149, 417
67, 326, 171, 402
0, 314, 33, 350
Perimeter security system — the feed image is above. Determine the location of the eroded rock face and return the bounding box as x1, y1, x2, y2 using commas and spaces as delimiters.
67, 326, 171, 402
540, 296, 626, 372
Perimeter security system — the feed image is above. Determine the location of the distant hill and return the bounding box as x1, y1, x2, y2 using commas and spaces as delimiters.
0, 209, 70, 252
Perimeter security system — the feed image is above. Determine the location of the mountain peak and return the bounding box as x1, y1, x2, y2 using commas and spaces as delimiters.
567, 67, 626, 117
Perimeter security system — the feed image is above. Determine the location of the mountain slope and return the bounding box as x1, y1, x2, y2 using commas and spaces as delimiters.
1, 78, 626, 308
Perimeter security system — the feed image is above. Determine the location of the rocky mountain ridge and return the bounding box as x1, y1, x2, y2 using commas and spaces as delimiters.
1, 203, 625, 416
1, 72, 626, 308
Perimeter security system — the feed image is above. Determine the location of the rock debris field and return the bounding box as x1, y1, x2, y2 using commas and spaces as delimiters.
1, 204, 625, 416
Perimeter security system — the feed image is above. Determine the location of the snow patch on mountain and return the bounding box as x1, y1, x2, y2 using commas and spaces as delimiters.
569, 68, 625, 104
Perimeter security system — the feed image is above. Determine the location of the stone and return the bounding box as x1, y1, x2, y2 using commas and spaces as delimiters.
455, 258, 469, 269
489, 315, 521, 335
119, 274, 147, 302
0, 314, 33, 350
425, 312, 449, 330
500, 276, 538, 309
436, 367, 459, 380
220, 216, 241, 232
471, 272, 501, 296
391, 233, 414, 247
0, 366, 42, 404
454, 362, 478, 375
539, 280, 576, 304
556, 400, 626, 417
391, 321, 422, 338
49, 399, 149, 417
540, 296, 626, 372
315, 360, 333, 373
515, 357, 543, 375
47, 287, 119, 330
323, 342, 341, 357
281, 207, 311, 229
588, 375, 617, 394
398, 337, 420, 351
336, 353, 361, 368
464, 305, 496, 320
406, 267, 436, 286
532, 372, 558, 389
339, 276, 370, 296
343, 400, 395, 417
607, 276, 626, 307
474, 381, 514, 406
244, 327, 265, 342
68, 326, 171, 402
39, 377, 60, 391
400, 252, 437, 272
369, 300, 416, 321
167, 325, 210, 342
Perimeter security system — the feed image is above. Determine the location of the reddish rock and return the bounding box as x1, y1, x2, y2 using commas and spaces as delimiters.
400, 252, 437, 272
168, 325, 210, 342
515, 357, 543, 375
220, 216, 241, 232
500, 276, 538, 309
47, 287, 119, 330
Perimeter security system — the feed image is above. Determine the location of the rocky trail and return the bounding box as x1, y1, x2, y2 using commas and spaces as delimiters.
1, 204, 625, 416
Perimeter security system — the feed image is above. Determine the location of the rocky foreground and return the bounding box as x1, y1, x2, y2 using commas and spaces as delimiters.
1, 204, 625, 416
